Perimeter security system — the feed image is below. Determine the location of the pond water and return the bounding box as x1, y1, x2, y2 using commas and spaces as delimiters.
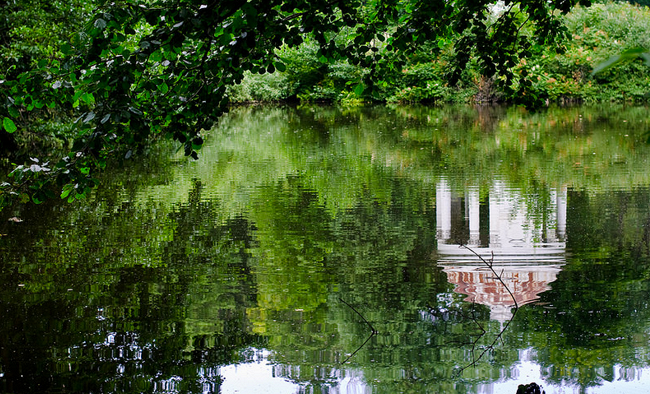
1, 104, 650, 394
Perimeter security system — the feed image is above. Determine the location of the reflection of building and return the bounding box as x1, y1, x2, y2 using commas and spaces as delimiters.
436, 178, 566, 321
443, 265, 563, 322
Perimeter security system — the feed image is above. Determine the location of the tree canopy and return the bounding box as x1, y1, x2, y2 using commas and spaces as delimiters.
0, 0, 588, 209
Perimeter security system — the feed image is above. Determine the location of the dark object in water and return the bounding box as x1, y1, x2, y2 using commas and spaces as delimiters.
516, 382, 545, 394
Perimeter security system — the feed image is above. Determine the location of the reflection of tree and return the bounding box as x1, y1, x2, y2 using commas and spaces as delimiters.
257, 176, 524, 393
259, 171, 650, 393
247, 175, 335, 313
3, 105, 650, 393
0, 180, 263, 393
241, 174, 341, 391
508, 189, 650, 391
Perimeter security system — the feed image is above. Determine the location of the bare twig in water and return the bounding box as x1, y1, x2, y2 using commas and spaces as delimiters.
462, 246, 519, 310
455, 245, 519, 372
339, 297, 377, 364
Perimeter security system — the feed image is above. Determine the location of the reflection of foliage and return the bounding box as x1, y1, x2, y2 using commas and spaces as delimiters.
2, 106, 650, 393
248, 175, 335, 314
508, 189, 650, 390
0, 180, 263, 393
199, 105, 650, 202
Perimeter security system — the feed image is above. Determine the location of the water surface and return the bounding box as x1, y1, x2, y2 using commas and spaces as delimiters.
1, 104, 650, 394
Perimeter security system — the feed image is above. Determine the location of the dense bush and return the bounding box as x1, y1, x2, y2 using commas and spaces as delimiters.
227, 72, 292, 102
526, 2, 650, 102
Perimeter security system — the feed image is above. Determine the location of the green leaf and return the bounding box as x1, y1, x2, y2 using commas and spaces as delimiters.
112, 33, 126, 43
2, 118, 17, 133
61, 185, 73, 199
158, 82, 169, 93
61, 43, 72, 55
192, 136, 204, 149
592, 47, 648, 76
8, 106, 19, 118
81, 93, 95, 105
150, 51, 163, 62
275, 62, 287, 72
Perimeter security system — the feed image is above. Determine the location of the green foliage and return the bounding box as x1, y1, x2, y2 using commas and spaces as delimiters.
0, 0, 97, 70
387, 59, 461, 103
278, 39, 330, 99
227, 71, 292, 102
261, 2, 650, 105
0, 0, 587, 210
516, 2, 650, 103
0, 0, 102, 162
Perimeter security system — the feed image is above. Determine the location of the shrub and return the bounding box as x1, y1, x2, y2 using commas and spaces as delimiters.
227, 71, 292, 102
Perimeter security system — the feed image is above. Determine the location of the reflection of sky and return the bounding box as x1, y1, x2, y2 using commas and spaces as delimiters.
219, 348, 650, 394
220, 349, 297, 394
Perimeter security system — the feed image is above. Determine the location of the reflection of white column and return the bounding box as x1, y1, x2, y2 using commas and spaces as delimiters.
436, 178, 452, 242
437, 179, 568, 323
547, 190, 558, 243
489, 181, 503, 248
468, 187, 480, 246
556, 185, 567, 241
